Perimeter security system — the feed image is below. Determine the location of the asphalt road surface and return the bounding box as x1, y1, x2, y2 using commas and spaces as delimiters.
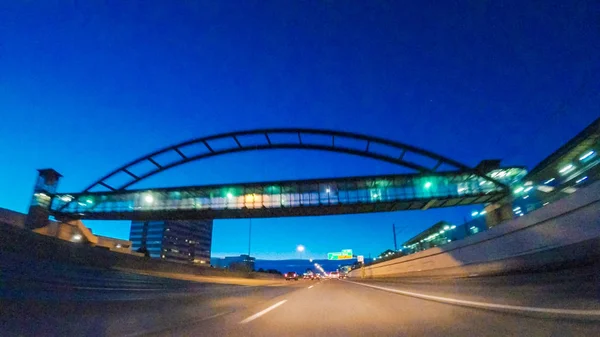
150, 277, 600, 337
4, 273, 600, 336
3, 248, 600, 337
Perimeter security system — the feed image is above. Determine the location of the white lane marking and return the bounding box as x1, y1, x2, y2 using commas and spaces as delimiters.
239, 300, 287, 324
345, 281, 600, 317
308, 285, 314, 289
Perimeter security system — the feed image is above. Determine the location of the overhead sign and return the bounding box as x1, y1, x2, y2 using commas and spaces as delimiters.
327, 249, 353, 260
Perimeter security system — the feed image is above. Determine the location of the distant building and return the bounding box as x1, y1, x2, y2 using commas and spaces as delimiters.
0, 207, 26, 229
34, 220, 134, 254
376, 249, 397, 259
129, 220, 213, 264
211, 254, 255, 271
402, 221, 472, 254
401, 118, 600, 255
1, 207, 134, 254
370, 249, 404, 263
253, 258, 359, 274
514, 117, 599, 217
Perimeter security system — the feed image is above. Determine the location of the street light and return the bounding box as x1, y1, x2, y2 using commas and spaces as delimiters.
296, 245, 305, 252
144, 194, 154, 203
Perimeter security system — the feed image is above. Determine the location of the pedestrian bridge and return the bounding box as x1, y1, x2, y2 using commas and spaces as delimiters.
46, 128, 525, 220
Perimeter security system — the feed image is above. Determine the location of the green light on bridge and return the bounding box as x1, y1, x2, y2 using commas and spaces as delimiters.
375, 180, 391, 187
370, 189, 381, 200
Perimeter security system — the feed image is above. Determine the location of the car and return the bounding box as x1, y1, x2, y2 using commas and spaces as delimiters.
329, 271, 340, 278
311, 274, 320, 280
285, 272, 298, 281
303, 274, 312, 280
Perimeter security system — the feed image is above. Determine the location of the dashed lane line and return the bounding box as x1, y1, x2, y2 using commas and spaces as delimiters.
239, 300, 288, 324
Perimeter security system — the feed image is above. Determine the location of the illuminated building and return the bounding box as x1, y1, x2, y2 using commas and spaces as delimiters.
129, 219, 213, 264
402, 221, 465, 254
211, 254, 256, 271
513, 117, 599, 216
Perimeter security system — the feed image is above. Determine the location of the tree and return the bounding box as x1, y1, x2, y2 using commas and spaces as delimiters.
136, 246, 150, 258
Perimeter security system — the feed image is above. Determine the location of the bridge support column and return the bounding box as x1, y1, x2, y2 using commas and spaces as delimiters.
484, 198, 513, 228
25, 169, 62, 230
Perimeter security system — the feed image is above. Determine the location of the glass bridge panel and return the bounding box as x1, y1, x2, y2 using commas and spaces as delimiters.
50, 170, 524, 216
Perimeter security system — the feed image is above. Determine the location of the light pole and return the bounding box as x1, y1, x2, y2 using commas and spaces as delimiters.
296, 244, 306, 262
248, 219, 252, 257
393, 224, 397, 251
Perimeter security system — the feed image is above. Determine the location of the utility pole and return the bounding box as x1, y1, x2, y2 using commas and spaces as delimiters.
393, 224, 398, 251
248, 219, 252, 256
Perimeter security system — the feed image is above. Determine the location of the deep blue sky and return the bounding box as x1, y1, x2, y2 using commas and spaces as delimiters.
1, 1, 598, 259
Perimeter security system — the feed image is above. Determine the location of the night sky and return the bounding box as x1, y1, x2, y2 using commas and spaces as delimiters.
1, 1, 598, 259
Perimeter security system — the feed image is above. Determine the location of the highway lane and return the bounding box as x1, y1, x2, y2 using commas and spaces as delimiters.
0, 249, 283, 301
3, 250, 600, 337
1, 278, 308, 336
155, 278, 600, 337
1, 251, 304, 336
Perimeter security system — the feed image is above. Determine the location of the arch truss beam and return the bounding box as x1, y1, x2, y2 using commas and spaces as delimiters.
81, 128, 509, 193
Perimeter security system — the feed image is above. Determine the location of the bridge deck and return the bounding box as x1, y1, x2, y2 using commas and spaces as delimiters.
50, 169, 522, 220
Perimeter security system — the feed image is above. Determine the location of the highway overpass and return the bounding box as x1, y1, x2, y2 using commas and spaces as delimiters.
49, 169, 521, 221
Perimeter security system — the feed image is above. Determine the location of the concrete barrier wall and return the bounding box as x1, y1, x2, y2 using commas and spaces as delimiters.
0, 224, 279, 280
350, 181, 600, 278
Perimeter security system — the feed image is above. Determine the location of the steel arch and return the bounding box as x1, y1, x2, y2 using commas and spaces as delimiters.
81, 128, 508, 192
